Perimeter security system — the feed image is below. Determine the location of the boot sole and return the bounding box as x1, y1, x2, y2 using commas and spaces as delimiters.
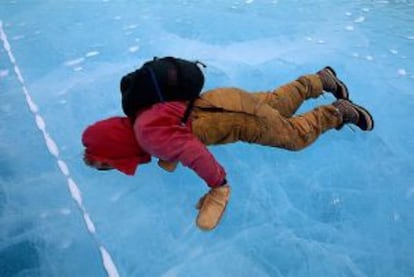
324, 66, 349, 100
350, 101, 374, 131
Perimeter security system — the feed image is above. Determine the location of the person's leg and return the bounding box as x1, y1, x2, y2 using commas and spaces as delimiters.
192, 97, 373, 150
252, 68, 349, 117
252, 74, 324, 118
192, 103, 341, 150
256, 104, 342, 150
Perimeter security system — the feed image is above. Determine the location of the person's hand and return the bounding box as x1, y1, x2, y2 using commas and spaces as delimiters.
157, 160, 178, 172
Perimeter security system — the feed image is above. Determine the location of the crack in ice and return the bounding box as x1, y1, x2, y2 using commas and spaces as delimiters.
0, 20, 120, 277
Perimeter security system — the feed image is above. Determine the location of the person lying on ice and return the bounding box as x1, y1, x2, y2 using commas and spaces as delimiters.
81, 66, 374, 231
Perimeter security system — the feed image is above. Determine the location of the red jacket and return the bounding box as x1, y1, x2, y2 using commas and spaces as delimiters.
135, 101, 226, 187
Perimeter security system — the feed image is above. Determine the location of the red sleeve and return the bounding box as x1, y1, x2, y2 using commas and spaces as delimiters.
134, 104, 226, 187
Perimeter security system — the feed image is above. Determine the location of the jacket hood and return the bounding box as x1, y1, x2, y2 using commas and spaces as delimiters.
82, 116, 151, 175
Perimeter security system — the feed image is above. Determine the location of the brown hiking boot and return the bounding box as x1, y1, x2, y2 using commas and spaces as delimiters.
317, 66, 349, 99
196, 184, 230, 231
333, 99, 374, 131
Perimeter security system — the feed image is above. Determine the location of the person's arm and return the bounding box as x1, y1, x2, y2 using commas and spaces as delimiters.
135, 116, 226, 187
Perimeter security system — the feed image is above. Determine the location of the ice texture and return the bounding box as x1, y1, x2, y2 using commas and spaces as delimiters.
1, 1, 413, 276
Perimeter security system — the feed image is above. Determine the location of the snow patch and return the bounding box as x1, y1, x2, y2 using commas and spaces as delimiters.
12, 35, 25, 40
397, 69, 407, 76
64, 57, 85, 66
331, 198, 341, 205
0, 69, 9, 77
85, 51, 99, 57
60, 208, 71, 215
129, 45, 139, 53
123, 24, 138, 30
354, 16, 365, 23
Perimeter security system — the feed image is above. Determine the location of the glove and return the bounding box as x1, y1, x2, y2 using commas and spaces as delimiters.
195, 183, 230, 231
157, 159, 178, 172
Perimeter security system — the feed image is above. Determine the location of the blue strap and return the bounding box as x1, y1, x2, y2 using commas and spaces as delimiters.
147, 67, 164, 102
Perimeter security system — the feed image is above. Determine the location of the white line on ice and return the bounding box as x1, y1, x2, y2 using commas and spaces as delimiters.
0, 20, 120, 277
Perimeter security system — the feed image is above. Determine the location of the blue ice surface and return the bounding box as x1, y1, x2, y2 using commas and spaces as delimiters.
1, 0, 413, 276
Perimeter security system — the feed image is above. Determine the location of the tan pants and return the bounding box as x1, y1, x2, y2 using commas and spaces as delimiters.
191, 74, 341, 150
